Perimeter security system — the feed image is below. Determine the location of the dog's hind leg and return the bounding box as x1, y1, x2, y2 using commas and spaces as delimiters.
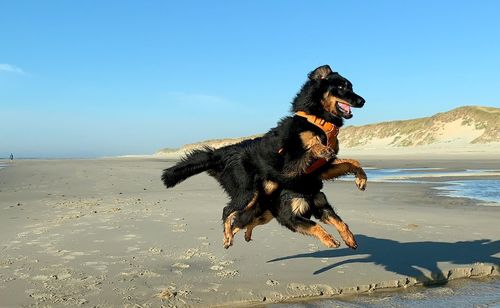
237, 180, 278, 242
223, 211, 238, 249
313, 192, 357, 249
274, 194, 340, 248
244, 210, 274, 242
222, 192, 259, 249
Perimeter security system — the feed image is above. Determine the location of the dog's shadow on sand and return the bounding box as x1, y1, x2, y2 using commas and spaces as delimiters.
268, 235, 499, 283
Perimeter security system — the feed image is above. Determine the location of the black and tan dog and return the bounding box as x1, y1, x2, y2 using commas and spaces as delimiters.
162, 65, 366, 249
238, 159, 366, 250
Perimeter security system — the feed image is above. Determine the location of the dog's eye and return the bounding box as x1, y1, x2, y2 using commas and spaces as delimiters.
338, 85, 344, 90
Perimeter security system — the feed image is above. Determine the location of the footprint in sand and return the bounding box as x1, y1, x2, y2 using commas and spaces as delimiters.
266, 279, 280, 286
157, 288, 177, 299
53, 272, 72, 280
171, 263, 190, 269
210, 265, 224, 271
171, 223, 187, 232
215, 269, 239, 278
148, 247, 163, 254
178, 248, 199, 260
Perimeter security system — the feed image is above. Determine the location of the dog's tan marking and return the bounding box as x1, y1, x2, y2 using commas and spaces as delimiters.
244, 210, 273, 242
290, 198, 309, 215
244, 192, 259, 209
322, 92, 350, 117
296, 224, 340, 248
231, 226, 241, 235
300, 131, 321, 150
322, 92, 337, 115
263, 180, 278, 195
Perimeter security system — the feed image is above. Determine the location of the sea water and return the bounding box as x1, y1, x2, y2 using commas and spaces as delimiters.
434, 179, 500, 204
362, 168, 499, 182
340, 168, 500, 205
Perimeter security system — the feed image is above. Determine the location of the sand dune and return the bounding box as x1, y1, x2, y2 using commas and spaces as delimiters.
156, 106, 500, 159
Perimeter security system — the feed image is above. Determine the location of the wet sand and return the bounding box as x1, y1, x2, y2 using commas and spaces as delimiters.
271, 277, 500, 307
0, 158, 498, 307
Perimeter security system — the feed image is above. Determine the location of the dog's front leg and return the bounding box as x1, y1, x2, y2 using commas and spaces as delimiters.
295, 218, 340, 248
319, 158, 367, 190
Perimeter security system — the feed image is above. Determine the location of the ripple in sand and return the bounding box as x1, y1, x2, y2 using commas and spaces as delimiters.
210, 265, 224, 271
216, 269, 239, 278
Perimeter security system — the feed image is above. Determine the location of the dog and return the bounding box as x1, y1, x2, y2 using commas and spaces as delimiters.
238, 163, 365, 250
162, 65, 366, 248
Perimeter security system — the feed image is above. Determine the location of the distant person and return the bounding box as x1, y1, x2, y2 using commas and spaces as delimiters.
9, 153, 13, 162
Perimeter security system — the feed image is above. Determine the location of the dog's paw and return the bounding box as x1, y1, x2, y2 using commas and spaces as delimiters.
343, 234, 358, 250
223, 236, 233, 249
244, 230, 253, 242
323, 235, 341, 248
338, 225, 358, 249
355, 176, 367, 191
223, 232, 234, 249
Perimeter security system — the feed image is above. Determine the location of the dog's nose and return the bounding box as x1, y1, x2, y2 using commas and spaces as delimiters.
357, 97, 365, 107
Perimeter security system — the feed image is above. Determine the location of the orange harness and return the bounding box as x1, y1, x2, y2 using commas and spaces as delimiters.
294, 111, 339, 146
279, 111, 340, 174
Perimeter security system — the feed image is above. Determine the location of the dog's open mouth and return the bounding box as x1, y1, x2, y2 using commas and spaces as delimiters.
336, 101, 353, 119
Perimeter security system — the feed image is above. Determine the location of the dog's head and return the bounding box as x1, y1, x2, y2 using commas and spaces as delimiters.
292, 65, 365, 126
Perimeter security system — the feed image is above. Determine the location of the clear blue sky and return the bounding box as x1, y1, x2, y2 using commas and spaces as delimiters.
1, 1, 499, 158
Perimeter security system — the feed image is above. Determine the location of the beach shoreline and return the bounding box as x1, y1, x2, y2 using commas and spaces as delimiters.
0, 158, 498, 306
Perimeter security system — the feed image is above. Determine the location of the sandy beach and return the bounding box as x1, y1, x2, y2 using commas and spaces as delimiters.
0, 157, 498, 307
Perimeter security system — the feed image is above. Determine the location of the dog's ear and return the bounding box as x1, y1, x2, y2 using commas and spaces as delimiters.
308, 65, 333, 80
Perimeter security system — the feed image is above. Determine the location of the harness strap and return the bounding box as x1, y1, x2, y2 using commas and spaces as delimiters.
294, 111, 339, 147
305, 158, 328, 174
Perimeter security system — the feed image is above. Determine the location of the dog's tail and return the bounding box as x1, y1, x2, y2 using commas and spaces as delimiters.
161, 147, 218, 188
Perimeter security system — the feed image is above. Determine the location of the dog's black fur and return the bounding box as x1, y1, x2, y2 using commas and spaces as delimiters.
162, 65, 365, 248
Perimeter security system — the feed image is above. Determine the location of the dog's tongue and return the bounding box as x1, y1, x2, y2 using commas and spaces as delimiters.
338, 102, 351, 114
